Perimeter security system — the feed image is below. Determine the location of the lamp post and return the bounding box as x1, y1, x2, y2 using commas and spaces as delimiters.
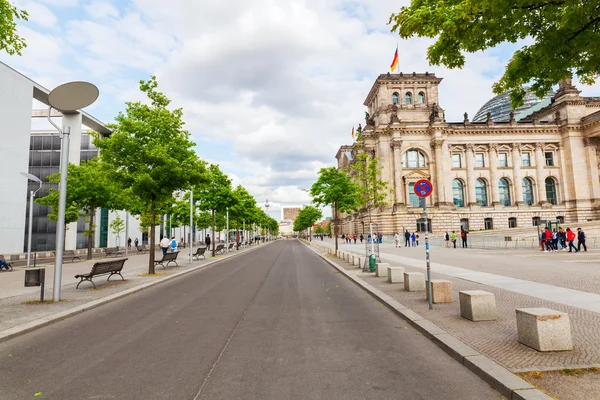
20, 172, 42, 268
47, 81, 99, 302
189, 190, 193, 262
226, 207, 229, 251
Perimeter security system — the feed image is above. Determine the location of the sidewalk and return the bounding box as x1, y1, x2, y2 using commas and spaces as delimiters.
0, 244, 266, 335
310, 238, 600, 373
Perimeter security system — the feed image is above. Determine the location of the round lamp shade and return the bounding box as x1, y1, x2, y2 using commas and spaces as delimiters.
20, 172, 42, 183
48, 81, 99, 112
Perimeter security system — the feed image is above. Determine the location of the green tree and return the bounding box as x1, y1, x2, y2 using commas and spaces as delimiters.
311, 166, 361, 251
325, 220, 331, 234
109, 215, 125, 249
389, 0, 600, 107
0, 0, 27, 55
315, 225, 324, 234
293, 206, 322, 241
229, 185, 257, 247
36, 182, 81, 251
195, 164, 237, 255
96, 76, 208, 274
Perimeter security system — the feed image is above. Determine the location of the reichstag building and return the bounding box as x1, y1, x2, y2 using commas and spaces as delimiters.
335, 73, 600, 234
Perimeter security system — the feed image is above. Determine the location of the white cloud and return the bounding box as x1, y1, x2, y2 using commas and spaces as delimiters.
84, 1, 119, 19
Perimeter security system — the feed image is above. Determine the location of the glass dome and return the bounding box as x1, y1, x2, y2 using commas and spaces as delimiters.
472, 89, 554, 123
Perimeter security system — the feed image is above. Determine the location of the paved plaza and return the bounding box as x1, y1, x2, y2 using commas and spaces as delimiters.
311, 237, 600, 373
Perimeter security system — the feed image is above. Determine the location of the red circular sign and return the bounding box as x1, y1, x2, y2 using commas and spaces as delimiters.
414, 179, 433, 198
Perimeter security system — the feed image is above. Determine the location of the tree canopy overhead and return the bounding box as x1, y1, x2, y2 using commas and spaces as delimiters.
389, 0, 600, 106
0, 0, 27, 55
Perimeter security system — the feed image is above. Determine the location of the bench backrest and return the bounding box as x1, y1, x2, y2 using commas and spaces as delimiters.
105, 247, 119, 253
216, 244, 224, 250
195, 247, 206, 255
90, 258, 127, 275
63, 250, 77, 256
136, 246, 145, 251
163, 251, 179, 261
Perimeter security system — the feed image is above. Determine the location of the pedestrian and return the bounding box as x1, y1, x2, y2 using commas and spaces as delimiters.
552, 228, 559, 252
170, 236, 178, 253
445, 232, 450, 248
127, 237, 132, 248
577, 228, 587, 252
394, 232, 399, 248
0, 255, 12, 272
416, 233, 419, 246
461, 228, 468, 248
539, 231, 546, 252
367, 234, 371, 243
451, 231, 457, 248
353, 235, 357, 244
566, 228, 578, 252
404, 230, 411, 247
411, 232, 416, 247
544, 227, 554, 252
559, 227, 567, 250
160, 236, 170, 255
360, 234, 364, 243
134, 238, 139, 247
205, 234, 211, 248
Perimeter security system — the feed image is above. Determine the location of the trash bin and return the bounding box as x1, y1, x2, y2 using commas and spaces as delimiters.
369, 254, 376, 272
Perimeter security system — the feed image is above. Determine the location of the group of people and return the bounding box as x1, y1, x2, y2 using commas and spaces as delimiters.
393, 230, 420, 247
127, 237, 140, 248
159, 236, 179, 255
339, 233, 384, 244
445, 228, 469, 248
540, 227, 587, 252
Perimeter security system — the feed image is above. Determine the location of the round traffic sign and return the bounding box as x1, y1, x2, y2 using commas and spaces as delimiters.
414, 179, 433, 198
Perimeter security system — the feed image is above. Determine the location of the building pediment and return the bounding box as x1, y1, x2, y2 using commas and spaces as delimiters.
403, 169, 430, 181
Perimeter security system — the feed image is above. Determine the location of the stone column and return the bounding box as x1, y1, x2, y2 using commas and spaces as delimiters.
489, 143, 500, 205
377, 132, 394, 205
432, 139, 446, 205
584, 138, 600, 201
465, 144, 476, 206
512, 143, 524, 204
391, 139, 404, 205
442, 142, 454, 205
558, 144, 569, 204
534, 142, 548, 204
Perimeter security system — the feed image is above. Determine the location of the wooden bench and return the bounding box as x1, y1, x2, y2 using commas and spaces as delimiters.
53, 249, 81, 262
213, 244, 225, 255
193, 247, 207, 260
75, 258, 127, 289
104, 247, 124, 258
228, 243, 234, 251
136, 245, 148, 254
154, 251, 179, 269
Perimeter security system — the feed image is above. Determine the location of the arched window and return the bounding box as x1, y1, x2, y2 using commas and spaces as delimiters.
392, 92, 399, 105
402, 150, 426, 168
522, 178, 534, 205
417, 91, 425, 104
452, 179, 465, 207
405, 91, 412, 104
475, 178, 488, 206
545, 177, 557, 205
499, 178, 511, 206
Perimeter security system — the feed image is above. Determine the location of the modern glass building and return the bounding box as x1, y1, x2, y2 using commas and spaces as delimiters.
472, 89, 554, 123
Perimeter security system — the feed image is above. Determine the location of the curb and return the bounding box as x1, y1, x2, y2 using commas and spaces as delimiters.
303, 241, 552, 400
0, 242, 273, 344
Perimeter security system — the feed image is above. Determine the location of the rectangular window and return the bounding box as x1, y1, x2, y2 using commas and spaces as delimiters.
521, 152, 531, 167
545, 152, 554, 166
452, 153, 462, 168
475, 153, 484, 168
498, 152, 508, 167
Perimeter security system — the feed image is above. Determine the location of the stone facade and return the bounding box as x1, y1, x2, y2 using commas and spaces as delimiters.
335, 73, 600, 234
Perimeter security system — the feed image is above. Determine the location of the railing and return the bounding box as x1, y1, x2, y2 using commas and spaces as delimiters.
429, 235, 600, 250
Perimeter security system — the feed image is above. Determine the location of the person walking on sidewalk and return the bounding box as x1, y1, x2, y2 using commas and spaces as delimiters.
445, 232, 450, 248
134, 238, 139, 247
411, 232, 416, 247
559, 227, 567, 250
170, 236, 178, 253
404, 230, 411, 247
451, 231, 457, 248
415, 233, 420, 246
566, 228, 578, 253
127, 237, 132, 248
205, 234, 211, 248
544, 227, 554, 252
577, 228, 588, 252
460, 228, 468, 248
160, 236, 170, 255
394, 232, 400, 248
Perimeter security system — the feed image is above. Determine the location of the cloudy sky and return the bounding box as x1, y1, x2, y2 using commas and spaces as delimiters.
3, 0, 600, 220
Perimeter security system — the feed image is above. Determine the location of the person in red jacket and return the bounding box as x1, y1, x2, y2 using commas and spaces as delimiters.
544, 227, 554, 252
566, 228, 579, 253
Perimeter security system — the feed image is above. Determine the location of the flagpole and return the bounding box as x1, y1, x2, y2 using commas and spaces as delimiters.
396, 43, 399, 73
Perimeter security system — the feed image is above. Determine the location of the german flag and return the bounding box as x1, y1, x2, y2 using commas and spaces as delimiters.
351, 126, 355, 139
390, 46, 398, 72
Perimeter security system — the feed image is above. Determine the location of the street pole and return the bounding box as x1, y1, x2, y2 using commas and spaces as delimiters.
226, 207, 229, 252
189, 190, 193, 262
125, 212, 129, 256
53, 125, 70, 302
424, 199, 432, 310
27, 190, 34, 267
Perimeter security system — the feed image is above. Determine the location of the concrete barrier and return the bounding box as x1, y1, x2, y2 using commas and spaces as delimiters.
375, 262, 390, 277
516, 308, 573, 351
426, 280, 453, 303
460, 290, 496, 321
387, 267, 405, 283
404, 272, 425, 291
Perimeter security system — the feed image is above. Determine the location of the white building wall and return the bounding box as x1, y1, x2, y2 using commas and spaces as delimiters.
106, 210, 145, 249
0, 65, 33, 254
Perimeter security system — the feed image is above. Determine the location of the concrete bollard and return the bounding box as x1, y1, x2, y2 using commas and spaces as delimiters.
516, 308, 573, 351
375, 263, 390, 277
404, 272, 425, 291
426, 280, 453, 303
387, 267, 405, 283
460, 290, 496, 321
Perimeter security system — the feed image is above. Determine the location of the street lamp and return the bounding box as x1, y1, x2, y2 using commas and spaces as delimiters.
20, 172, 42, 268
47, 81, 99, 302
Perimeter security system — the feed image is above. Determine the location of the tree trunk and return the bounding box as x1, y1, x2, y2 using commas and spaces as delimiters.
333, 201, 338, 252
309, 227, 312, 242
211, 209, 216, 256
87, 199, 95, 260
149, 200, 156, 274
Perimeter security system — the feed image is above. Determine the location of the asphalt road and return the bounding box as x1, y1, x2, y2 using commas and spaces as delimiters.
1, 240, 502, 399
